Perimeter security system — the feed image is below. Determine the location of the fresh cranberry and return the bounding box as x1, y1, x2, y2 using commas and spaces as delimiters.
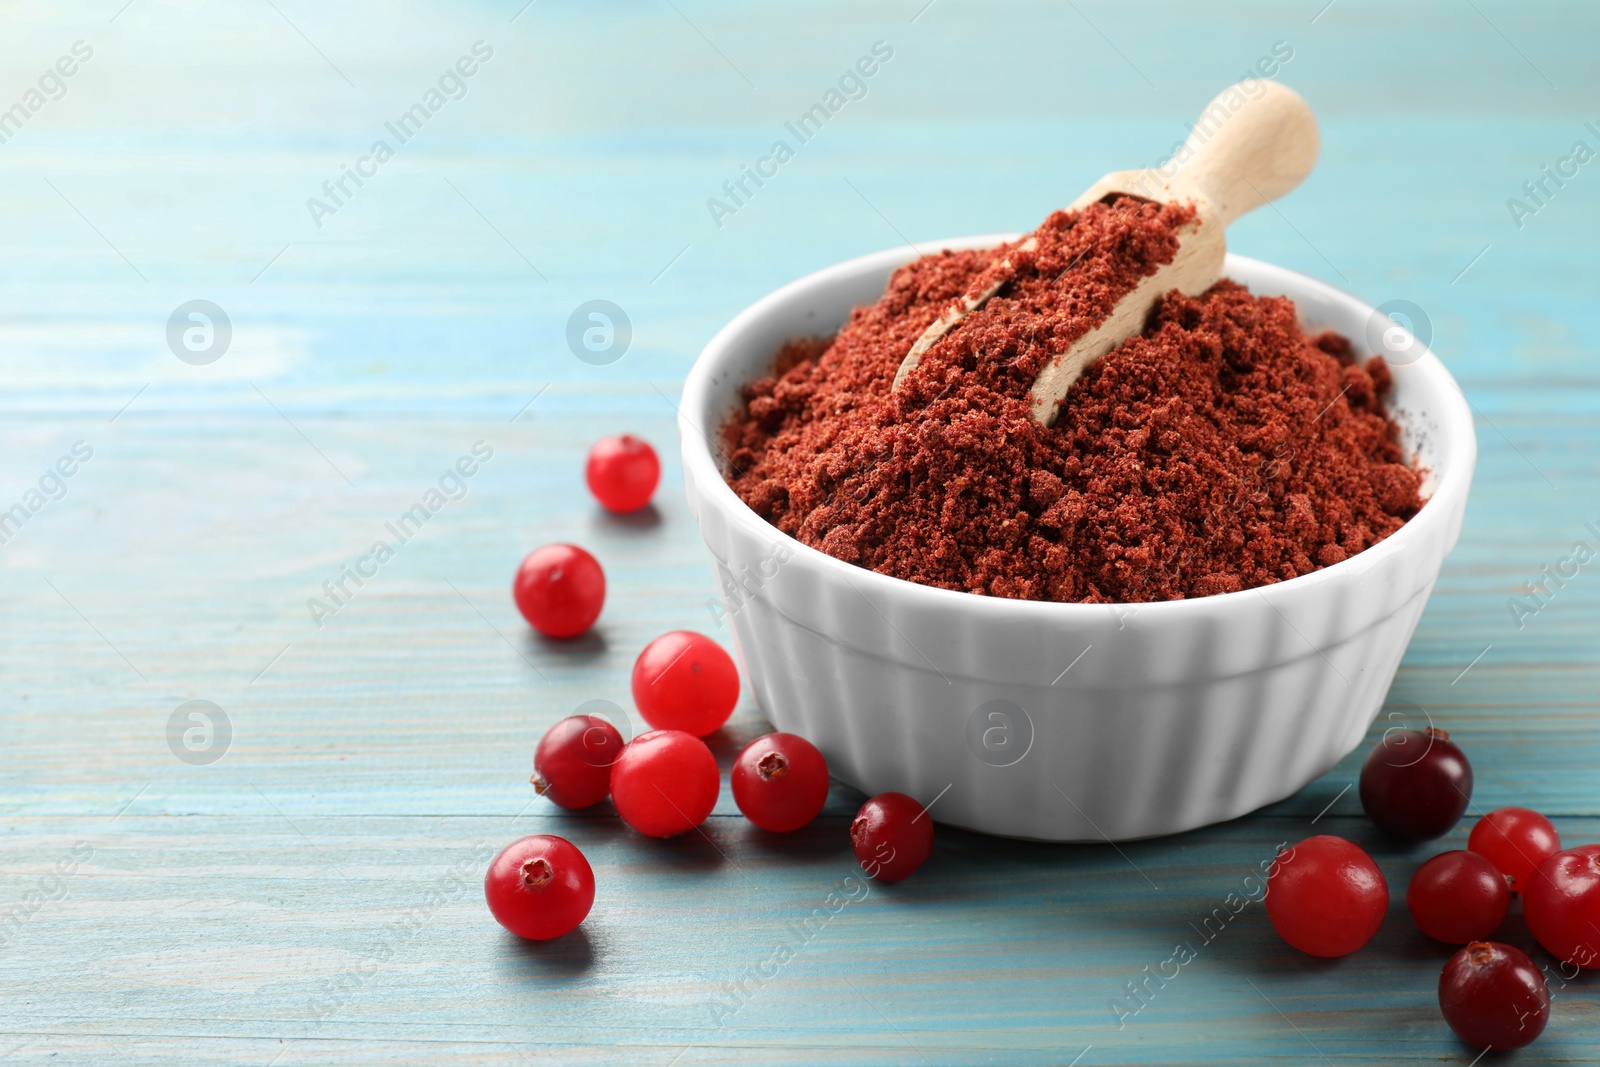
585, 434, 660, 514
513, 544, 605, 638
851, 793, 934, 883
485, 835, 594, 940
609, 729, 719, 838
531, 715, 625, 809
631, 631, 739, 737
1265, 835, 1388, 957
1524, 844, 1600, 968
732, 732, 830, 833
1358, 726, 1472, 840
1438, 941, 1549, 1051
1407, 850, 1509, 944
1469, 807, 1561, 894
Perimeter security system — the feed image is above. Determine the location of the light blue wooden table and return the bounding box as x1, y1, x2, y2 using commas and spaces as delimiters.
2, 1, 1598, 1062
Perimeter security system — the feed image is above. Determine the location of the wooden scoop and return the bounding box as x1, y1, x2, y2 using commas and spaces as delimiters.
893, 80, 1320, 426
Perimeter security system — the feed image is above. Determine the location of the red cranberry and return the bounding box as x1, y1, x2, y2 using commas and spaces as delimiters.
851, 793, 934, 883
731, 732, 829, 833
513, 544, 605, 638
609, 729, 719, 838
631, 631, 739, 737
1358, 726, 1472, 840
1406, 850, 1509, 944
484, 835, 594, 941
1265, 835, 1388, 957
585, 434, 660, 513
1524, 844, 1600, 969
531, 714, 625, 809
1438, 941, 1549, 1051
1468, 806, 1561, 894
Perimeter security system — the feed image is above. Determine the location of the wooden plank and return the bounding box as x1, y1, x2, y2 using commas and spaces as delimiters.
3, 813, 1599, 1064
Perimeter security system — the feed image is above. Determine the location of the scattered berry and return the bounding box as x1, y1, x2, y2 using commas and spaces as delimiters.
485, 835, 595, 940
1407, 850, 1510, 944
851, 793, 934, 883
610, 729, 719, 838
586, 434, 660, 514
631, 631, 739, 737
531, 715, 626, 809
1438, 941, 1549, 1051
732, 733, 830, 832
1265, 835, 1388, 957
513, 543, 605, 638
1524, 844, 1600, 969
1359, 726, 1472, 840
1469, 807, 1561, 894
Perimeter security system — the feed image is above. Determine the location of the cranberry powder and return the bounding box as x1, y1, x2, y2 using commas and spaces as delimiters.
722, 198, 1424, 603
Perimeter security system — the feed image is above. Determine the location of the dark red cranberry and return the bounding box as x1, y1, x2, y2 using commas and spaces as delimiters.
1438, 941, 1549, 1051
531, 714, 625, 809
851, 793, 933, 883
1407, 850, 1509, 944
1359, 726, 1472, 840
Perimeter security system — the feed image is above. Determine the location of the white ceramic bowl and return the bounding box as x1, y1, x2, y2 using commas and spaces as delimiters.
680, 237, 1475, 841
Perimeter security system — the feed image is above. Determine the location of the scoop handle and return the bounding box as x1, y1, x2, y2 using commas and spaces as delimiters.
1170, 81, 1319, 226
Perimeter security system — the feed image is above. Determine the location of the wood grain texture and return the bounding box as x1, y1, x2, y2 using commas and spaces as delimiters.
2, 0, 1599, 1063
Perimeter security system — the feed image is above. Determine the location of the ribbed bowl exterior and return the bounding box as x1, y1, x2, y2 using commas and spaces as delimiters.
681, 244, 1476, 841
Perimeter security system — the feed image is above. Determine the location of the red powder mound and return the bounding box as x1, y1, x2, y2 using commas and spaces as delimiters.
721, 199, 1425, 603
898, 197, 1198, 409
